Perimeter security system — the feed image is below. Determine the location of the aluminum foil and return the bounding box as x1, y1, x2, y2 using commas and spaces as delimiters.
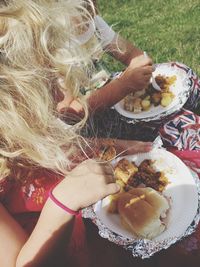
82, 171, 200, 259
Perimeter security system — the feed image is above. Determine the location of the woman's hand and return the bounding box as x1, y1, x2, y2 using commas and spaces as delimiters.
115, 139, 152, 156
118, 54, 153, 93
53, 159, 120, 211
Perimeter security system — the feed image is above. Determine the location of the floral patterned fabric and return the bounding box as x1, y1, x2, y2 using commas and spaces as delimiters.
0, 170, 60, 234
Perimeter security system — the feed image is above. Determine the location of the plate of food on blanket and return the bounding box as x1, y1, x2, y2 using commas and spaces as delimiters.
114, 62, 191, 122
82, 148, 200, 258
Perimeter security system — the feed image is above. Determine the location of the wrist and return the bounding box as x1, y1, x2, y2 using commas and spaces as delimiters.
115, 73, 134, 95
51, 183, 81, 212
49, 187, 80, 215
46, 198, 74, 222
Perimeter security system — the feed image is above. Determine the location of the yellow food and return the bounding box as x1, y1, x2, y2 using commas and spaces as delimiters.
141, 99, 151, 110
108, 159, 169, 216
124, 74, 177, 112
114, 158, 138, 184
161, 92, 174, 107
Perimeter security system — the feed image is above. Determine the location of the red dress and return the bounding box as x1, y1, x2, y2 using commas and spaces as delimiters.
0, 169, 60, 234
0, 168, 88, 267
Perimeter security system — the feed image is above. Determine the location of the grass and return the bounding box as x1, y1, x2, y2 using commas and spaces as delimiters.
98, 0, 200, 76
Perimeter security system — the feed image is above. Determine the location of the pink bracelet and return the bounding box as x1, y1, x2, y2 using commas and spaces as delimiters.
49, 189, 80, 216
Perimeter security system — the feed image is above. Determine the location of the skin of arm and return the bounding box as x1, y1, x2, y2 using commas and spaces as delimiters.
95, 138, 153, 160
96, 138, 152, 156
57, 54, 152, 116
88, 54, 153, 112
57, 55, 153, 117
85, 0, 153, 112
0, 138, 152, 267
93, 0, 144, 65
0, 204, 28, 267
0, 201, 74, 267
0, 160, 119, 267
57, 2, 153, 116
105, 34, 144, 66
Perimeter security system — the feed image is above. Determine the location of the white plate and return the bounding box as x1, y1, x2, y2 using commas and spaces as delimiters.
114, 63, 191, 120
94, 149, 199, 242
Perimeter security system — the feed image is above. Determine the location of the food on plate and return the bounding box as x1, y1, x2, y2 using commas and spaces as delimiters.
107, 189, 124, 213
108, 158, 169, 215
128, 159, 169, 192
160, 92, 174, 107
141, 98, 151, 110
155, 75, 176, 91
124, 75, 176, 112
117, 187, 169, 239
108, 159, 138, 213
114, 158, 169, 192
124, 95, 142, 113
114, 158, 138, 184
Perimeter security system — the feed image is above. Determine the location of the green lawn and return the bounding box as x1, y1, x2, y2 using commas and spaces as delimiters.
98, 0, 200, 76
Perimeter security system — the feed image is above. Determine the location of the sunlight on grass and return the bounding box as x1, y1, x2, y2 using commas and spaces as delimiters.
98, 0, 200, 75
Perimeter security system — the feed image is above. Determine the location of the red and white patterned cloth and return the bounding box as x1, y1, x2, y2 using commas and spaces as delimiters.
160, 109, 200, 151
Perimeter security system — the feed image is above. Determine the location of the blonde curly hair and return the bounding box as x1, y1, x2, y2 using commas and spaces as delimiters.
0, 0, 101, 179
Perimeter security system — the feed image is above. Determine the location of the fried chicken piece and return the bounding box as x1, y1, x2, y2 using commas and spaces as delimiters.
128, 159, 169, 192
138, 160, 155, 174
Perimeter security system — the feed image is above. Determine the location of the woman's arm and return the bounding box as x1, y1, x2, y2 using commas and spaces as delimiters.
0, 204, 28, 267
88, 54, 153, 112
16, 199, 75, 267
0, 160, 119, 267
0, 199, 75, 267
92, 1, 145, 65
57, 55, 153, 114
105, 34, 144, 66
94, 138, 152, 156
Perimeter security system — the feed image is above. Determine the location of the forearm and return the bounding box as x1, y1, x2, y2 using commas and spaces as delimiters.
87, 77, 131, 112
89, 138, 152, 159
106, 35, 144, 65
0, 204, 28, 267
16, 198, 74, 267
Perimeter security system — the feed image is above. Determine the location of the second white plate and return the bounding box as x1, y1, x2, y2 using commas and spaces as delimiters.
114, 62, 191, 121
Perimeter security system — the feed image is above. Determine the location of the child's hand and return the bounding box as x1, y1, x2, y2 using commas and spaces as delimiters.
53, 159, 120, 211
118, 54, 153, 93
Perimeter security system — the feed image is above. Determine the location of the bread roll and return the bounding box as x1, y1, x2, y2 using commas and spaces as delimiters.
117, 187, 169, 239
